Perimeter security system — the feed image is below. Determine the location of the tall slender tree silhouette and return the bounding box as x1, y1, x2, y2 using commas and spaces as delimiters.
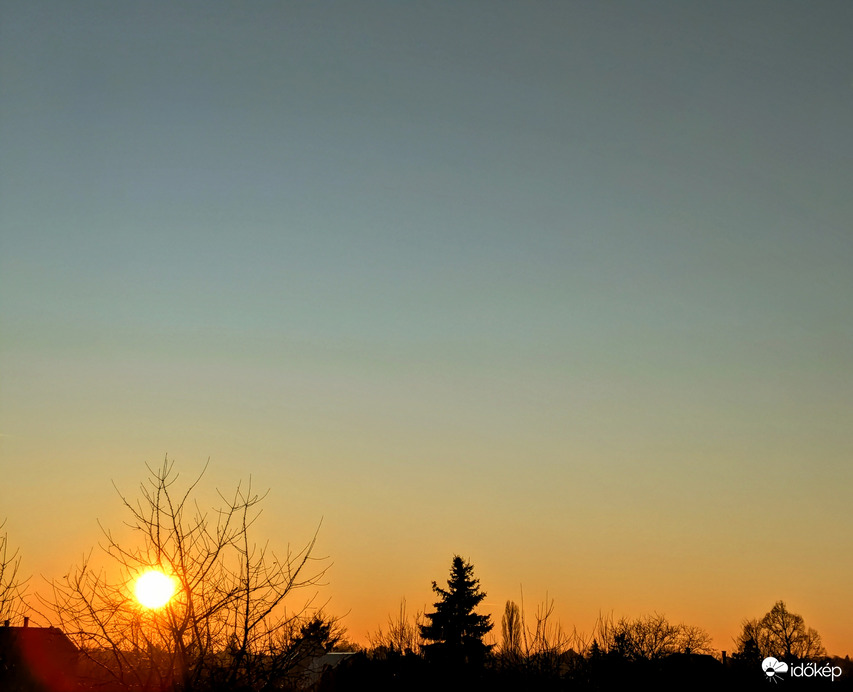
420, 555, 493, 666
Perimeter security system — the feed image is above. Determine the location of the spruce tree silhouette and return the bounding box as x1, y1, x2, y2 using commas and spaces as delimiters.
420, 555, 493, 667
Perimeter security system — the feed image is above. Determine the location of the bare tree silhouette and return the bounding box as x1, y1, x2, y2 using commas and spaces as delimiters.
497, 594, 588, 679
369, 597, 424, 655
735, 601, 825, 661
0, 521, 26, 623
591, 611, 714, 660
45, 459, 328, 691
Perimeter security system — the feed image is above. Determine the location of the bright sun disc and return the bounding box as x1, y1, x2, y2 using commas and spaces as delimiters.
134, 570, 176, 609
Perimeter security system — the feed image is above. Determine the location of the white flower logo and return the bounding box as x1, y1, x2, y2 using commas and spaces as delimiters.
762, 657, 789, 681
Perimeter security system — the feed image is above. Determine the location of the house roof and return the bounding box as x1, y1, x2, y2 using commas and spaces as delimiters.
0, 625, 79, 692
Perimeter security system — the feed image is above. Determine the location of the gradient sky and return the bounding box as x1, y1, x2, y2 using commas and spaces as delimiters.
1, 1, 851, 654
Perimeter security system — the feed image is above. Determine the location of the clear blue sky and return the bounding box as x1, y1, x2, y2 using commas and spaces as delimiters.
1, 1, 851, 652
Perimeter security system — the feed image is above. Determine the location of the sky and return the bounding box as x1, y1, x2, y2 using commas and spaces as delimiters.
1, 1, 852, 654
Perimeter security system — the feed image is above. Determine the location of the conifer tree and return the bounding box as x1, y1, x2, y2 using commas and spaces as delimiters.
420, 555, 493, 665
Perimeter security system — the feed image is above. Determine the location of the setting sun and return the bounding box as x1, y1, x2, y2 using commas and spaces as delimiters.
134, 569, 176, 609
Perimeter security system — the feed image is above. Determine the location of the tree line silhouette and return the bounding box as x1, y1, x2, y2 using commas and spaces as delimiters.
1, 461, 850, 691
350, 559, 849, 691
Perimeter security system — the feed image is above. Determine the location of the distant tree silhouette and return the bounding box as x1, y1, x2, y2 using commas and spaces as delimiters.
526, 596, 576, 660
731, 617, 763, 666
736, 601, 825, 660
294, 613, 346, 657
420, 556, 493, 666
369, 597, 424, 654
592, 611, 714, 661
500, 600, 523, 660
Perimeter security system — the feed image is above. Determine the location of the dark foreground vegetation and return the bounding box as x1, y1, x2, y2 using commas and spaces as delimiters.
1, 463, 850, 691
324, 651, 853, 692
3, 621, 851, 692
